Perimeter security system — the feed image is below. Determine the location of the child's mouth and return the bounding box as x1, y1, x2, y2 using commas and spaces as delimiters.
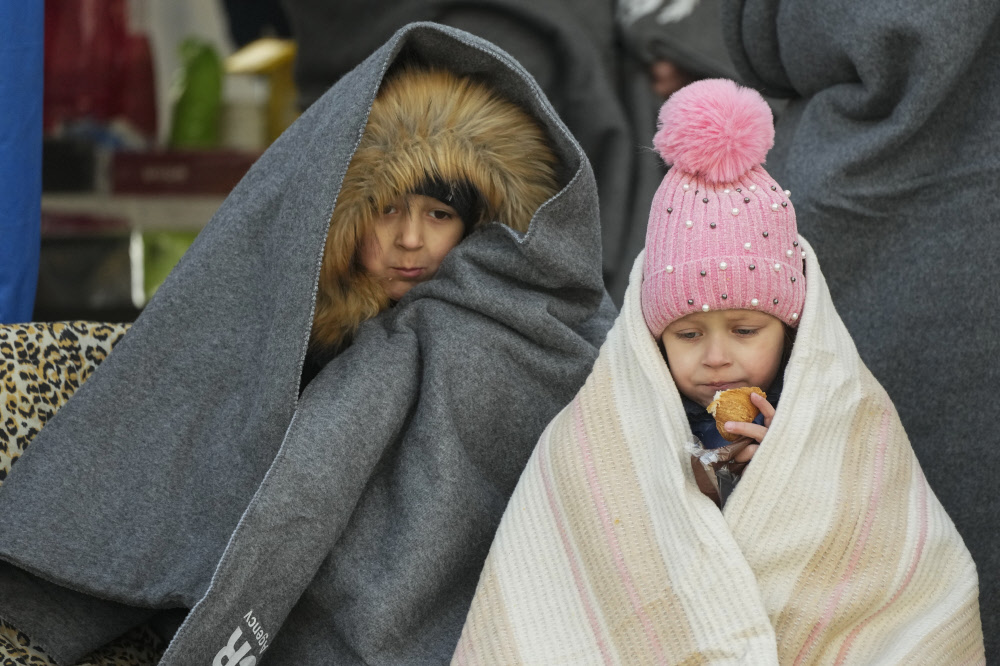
392, 267, 425, 279
706, 382, 742, 391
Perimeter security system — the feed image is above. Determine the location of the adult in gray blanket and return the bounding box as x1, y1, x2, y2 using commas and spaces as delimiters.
0, 23, 615, 665
722, 0, 1000, 660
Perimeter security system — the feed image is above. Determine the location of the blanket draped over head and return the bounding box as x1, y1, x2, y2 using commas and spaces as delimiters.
453, 239, 984, 665
720, 0, 1000, 659
0, 23, 615, 665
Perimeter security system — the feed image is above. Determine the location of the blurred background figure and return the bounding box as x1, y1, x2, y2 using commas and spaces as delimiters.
0, 3, 43, 324
722, 0, 1000, 660
619, 0, 737, 96
612, 0, 745, 295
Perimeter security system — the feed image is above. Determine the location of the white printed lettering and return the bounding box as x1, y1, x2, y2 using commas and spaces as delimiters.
213, 627, 257, 666
242, 609, 270, 653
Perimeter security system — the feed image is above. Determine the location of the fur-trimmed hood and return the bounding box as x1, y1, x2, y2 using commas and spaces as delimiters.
312, 66, 559, 350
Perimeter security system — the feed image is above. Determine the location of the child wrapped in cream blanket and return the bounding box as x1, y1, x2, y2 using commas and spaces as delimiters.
453, 245, 984, 664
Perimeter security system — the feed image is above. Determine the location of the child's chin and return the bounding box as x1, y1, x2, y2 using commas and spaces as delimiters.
385, 282, 416, 301
691, 394, 715, 409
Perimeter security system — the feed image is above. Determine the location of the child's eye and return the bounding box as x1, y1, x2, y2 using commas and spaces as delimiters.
382, 204, 400, 215
735, 328, 758, 336
429, 209, 455, 220
675, 331, 700, 340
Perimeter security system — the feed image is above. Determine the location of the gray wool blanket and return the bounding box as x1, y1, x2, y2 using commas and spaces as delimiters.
0, 24, 615, 665
723, 0, 998, 658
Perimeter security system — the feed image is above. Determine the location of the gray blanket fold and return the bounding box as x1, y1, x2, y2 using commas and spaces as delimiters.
723, 0, 998, 658
0, 24, 614, 665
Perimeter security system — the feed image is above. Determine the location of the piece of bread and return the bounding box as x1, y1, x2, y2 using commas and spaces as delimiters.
706, 387, 767, 442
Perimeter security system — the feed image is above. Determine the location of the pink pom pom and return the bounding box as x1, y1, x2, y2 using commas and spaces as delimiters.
653, 79, 774, 184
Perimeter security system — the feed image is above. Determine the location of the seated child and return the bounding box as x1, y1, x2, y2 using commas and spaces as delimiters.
303, 64, 559, 380
639, 79, 803, 505
452, 78, 983, 664
0, 25, 615, 666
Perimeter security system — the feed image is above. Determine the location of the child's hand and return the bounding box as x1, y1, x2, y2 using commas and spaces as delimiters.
715, 392, 775, 469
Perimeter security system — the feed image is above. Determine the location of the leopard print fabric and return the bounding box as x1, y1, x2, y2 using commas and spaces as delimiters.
0, 322, 161, 666
0, 620, 163, 666
0, 321, 129, 484
0, 619, 52, 666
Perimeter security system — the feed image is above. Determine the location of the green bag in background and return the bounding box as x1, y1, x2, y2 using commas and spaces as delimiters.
168, 38, 222, 148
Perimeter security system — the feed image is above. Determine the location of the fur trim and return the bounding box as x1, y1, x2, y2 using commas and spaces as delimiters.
311, 67, 560, 351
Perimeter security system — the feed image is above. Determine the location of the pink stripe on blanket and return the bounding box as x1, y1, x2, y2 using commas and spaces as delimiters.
539, 408, 616, 665
453, 636, 469, 665
794, 408, 893, 666
571, 400, 667, 663
833, 467, 929, 665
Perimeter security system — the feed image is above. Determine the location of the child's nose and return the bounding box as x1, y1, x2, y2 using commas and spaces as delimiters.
396, 213, 424, 249
703, 338, 731, 366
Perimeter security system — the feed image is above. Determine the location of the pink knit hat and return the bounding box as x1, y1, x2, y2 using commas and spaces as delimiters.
641, 78, 806, 336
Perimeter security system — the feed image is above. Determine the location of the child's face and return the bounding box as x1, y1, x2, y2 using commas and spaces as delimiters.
360, 193, 466, 301
660, 309, 786, 408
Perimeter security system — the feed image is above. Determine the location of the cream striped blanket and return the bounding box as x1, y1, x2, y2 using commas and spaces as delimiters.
453, 239, 983, 665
